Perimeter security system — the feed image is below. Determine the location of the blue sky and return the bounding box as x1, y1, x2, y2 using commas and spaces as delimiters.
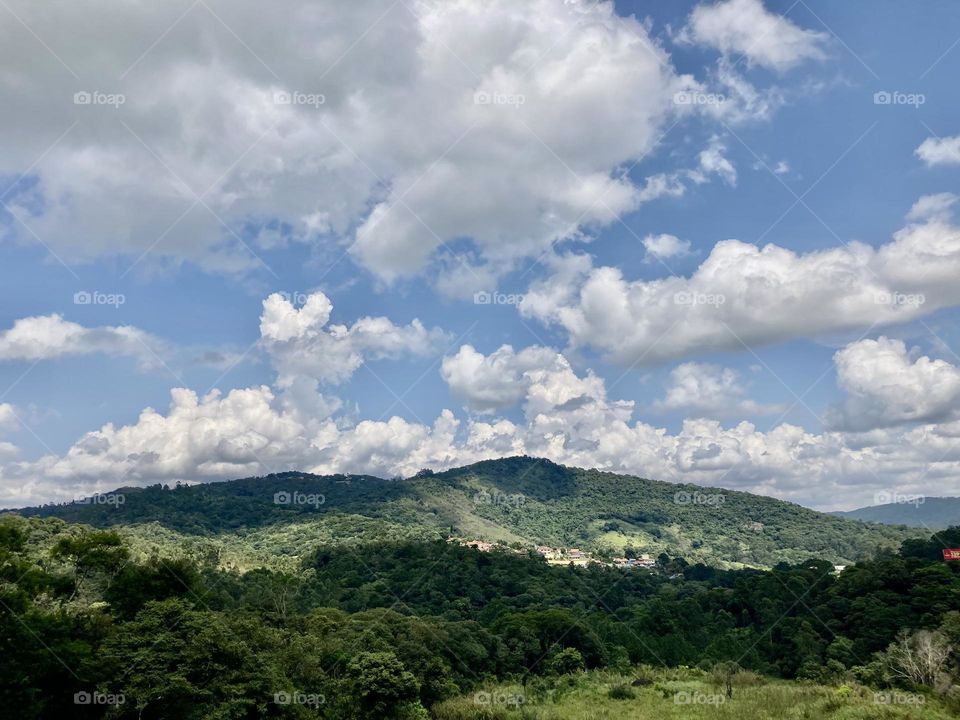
1, 0, 959, 509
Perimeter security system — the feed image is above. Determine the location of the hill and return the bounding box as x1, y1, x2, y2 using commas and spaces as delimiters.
8, 456, 918, 568
833, 496, 960, 529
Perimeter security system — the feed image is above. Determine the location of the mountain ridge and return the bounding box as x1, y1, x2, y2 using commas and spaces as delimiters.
7, 456, 920, 569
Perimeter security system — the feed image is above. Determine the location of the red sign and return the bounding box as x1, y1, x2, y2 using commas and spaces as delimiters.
943, 549, 960, 561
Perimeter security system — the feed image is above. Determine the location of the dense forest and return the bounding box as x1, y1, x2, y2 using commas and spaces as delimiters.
14, 457, 918, 569
2, 510, 960, 719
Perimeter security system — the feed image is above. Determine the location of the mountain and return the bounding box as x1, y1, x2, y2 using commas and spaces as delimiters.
9, 456, 918, 569
832, 496, 960, 529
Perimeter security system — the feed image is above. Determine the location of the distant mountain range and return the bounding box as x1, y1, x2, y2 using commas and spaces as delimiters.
7, 456, 923, 569
832, 496, 960, 529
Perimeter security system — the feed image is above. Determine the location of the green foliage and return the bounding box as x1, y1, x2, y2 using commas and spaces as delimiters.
547, 648, 586, 675
11, 457, 921, 569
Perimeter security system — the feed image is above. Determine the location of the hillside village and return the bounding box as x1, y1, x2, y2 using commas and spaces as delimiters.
449, 537, 658, 570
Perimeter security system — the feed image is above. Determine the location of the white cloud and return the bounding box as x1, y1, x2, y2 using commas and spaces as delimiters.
520, 199, 960, 366
694, 136, 737, 186
828, 337, 960, 431
441, 344, 561, 413
0, 314, 165, 366
0, 0, 699, 284
5, 332, 960, 510
916, 135, 960, 167
0, 404, 19, 432
642, 233, 692, 260
653, 362, 784, 416
679, 0, 829, 71
260, 291, 449, 387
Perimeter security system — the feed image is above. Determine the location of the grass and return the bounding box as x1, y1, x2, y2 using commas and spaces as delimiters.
430, 668, 954, 720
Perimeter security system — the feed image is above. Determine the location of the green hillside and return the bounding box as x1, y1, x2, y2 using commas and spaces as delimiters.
10, 456, 919, 569
833, 497, 960, 529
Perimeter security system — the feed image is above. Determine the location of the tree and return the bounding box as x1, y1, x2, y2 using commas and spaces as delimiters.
343, 651, 421, 719
885, 629, 952, 689
711, 661, 741, 699
547, 648, 585, 675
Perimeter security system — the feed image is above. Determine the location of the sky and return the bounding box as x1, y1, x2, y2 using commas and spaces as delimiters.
1, 0, 959, 510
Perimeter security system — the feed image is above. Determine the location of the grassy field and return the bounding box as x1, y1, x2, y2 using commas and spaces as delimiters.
431, 668, 953, 720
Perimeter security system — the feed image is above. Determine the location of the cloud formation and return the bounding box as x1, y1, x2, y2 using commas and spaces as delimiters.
653, 362, 784, 416
679, 0, 829, 71
519, 198, 960, 366
916, 135, 960, 167
0, 0, 709, 285
828, 337, 960, 431
0, 314, 164, 366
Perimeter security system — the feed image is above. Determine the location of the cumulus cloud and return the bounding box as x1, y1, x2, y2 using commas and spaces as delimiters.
0, 404, 19, 432
260, 291, 449, 387
679, 0, 829, 71
5, 335, 960, 510
519, 199, 960, 366
642, 233, 692, 261
0, 314, 165, 366
828, 337, 960, 431
653, 362, 784, 416
694, 136, 737, 185
916, 135, 960, 167
441, 344, 562, 413
0, 0, 707, 284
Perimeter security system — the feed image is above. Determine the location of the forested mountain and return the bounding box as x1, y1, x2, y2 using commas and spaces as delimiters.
834, 496, 960, 529
3, 512, 960, 719
11, 456, 917, 568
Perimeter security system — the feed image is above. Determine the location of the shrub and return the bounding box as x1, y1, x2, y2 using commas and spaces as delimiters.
607, 684, 636, 700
